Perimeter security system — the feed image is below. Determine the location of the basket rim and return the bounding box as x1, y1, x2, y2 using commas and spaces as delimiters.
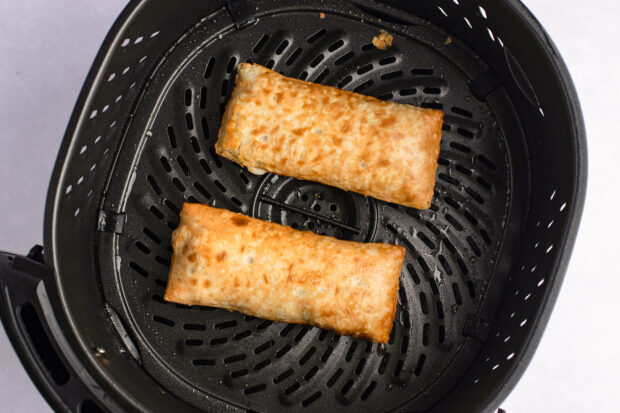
473, 1, 587, 412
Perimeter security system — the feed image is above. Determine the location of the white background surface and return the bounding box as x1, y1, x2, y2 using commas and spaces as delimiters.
0, 1, 618, 412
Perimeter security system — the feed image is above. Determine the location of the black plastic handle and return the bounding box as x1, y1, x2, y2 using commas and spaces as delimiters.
0, 247, 107, 413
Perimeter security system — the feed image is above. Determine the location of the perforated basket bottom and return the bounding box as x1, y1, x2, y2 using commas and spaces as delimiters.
102, 5, 519, 412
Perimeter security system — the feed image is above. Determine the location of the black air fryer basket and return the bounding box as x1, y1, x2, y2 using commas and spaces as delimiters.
0, 0, 586, 412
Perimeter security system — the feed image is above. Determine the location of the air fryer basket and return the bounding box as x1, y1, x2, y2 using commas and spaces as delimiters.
0, 0, 586, 412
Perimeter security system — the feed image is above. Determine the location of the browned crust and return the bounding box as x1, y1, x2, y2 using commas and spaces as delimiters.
216, 63, 444, 210
164, 203, 405, 342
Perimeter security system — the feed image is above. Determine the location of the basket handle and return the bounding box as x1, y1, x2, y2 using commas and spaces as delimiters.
0, 247, 106, 413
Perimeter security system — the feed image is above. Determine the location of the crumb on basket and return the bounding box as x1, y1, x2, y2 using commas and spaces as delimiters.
444, 36, 452, 45
320, 12, 325, 19
372, 29, 393, 50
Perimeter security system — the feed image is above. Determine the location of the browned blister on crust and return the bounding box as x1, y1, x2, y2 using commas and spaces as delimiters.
216, 63, 443, 209
164, 203, 405, 342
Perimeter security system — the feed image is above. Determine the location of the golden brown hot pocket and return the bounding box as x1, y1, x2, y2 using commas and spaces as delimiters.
216, 63, 443, 210
164, 203, 405, 343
